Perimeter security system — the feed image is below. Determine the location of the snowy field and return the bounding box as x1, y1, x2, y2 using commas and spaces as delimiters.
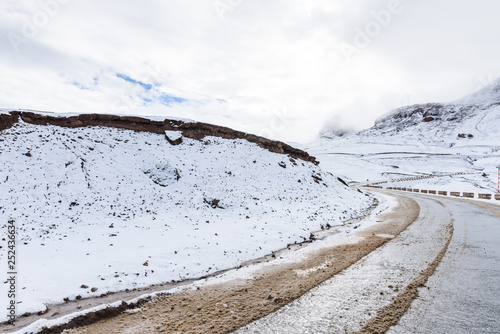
307, 139, 499, 194
0, 120, 373, 320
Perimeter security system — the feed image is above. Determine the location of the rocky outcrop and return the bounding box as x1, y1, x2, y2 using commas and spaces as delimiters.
0, 111, 19, 131
1, 111, 318, 164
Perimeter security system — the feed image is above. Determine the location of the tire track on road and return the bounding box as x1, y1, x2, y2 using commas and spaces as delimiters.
354, 220, 454, 334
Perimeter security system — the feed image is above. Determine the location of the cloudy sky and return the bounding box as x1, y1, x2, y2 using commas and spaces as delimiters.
1, 0, 500, 143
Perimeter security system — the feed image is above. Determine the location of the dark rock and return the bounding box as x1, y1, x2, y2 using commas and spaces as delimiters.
337, 177, 348, 187
165, 132, 183, 145
37, 309, 48, 316
204, 198, 224, 209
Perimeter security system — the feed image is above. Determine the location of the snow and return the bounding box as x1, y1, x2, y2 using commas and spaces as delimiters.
0, 120, 372, 321
164, 130, 182, 141
455, 77, 500, 107
10, 301, 124, 334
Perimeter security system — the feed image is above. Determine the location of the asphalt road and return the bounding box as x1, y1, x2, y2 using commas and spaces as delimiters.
387, 198, 500, 334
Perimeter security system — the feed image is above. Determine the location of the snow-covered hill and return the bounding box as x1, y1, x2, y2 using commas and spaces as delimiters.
308, 79, 500, 193
360, 78, 500, 146
0, 111, 373, 320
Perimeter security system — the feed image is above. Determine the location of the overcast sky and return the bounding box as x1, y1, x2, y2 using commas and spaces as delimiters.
1, 0, 500, 143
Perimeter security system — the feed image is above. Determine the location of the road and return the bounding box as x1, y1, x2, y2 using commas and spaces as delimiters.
387, 198, 500, 334
235, 193, 500, 334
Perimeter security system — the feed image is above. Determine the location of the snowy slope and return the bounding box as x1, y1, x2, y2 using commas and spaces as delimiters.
360, 78, 500, 145
308, 79, 500, 193
0, 116, 373, 320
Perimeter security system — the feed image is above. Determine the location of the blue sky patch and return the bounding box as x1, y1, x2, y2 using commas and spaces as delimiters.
116, 73, 153, 91
142, 98, 153, 105
159, 93, 187, 106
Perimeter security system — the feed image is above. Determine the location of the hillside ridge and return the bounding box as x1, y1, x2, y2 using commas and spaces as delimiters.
0, 110, 318, 164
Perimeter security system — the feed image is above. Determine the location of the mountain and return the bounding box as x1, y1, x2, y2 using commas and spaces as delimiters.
359, 78, 500, 145
0, 110, 372, 320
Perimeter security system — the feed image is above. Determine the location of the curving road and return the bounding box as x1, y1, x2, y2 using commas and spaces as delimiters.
387, 198, 500, 334
234, 193, 500, 334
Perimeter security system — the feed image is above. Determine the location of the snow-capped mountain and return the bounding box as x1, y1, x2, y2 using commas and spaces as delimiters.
359, 78, 500, 145
0, 110, 373, 320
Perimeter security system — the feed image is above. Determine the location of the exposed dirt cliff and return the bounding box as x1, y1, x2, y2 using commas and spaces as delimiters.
0, 111, 318, 164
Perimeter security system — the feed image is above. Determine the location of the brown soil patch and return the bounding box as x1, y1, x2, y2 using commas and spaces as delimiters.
354, 220, 454, 334
63, 195, 418, 334
357, 191, 420, 237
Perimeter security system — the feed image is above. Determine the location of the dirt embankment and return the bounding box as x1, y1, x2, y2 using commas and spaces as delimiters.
0, 111, 318, 164
0, 111, 19, 131
63, 195, 419, 334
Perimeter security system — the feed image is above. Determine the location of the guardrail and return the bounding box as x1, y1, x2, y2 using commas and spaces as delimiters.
370, 171, 483, 186
385, 187, 499, 201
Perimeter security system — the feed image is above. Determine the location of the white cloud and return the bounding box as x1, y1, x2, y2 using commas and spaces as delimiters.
1, 0, 500, 143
